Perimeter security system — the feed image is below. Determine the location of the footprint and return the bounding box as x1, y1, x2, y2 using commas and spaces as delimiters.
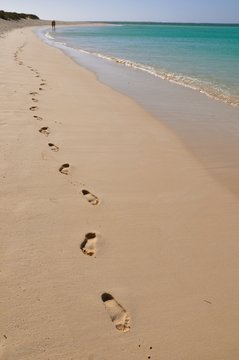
101, 293, 130, 333
18, 61, 23, 65
32, 98, 39, 103
35, 75, 40, 78
48, 143, 59, 152
30, 91, 38, 96
29, 106, 38, 111
40, 82, 46, 86
39, 88, 43, 91
33, 115, 43, 121
39, 127, 50, 136
80, 232, 98, 257
82, 190, 99, 205
59, 163, 70, 175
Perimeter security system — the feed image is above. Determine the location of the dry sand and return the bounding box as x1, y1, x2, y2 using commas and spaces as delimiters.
0, 19, 50, 37
1, 26, 239, 359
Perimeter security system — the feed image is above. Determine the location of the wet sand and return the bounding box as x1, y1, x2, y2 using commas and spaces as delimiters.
1, 27, 239, 359
56, 42, 239, 196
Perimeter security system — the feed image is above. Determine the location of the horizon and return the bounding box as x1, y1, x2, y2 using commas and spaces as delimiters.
1, 15, 239, 25
49, 20, 239, 25
0, 0, 239, 23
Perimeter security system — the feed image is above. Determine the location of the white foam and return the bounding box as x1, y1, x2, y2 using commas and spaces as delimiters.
45, 32, 55, 40
75, 48, 239, 107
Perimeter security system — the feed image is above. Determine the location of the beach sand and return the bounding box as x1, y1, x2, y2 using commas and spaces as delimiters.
0, 19, 49, 37
1, 26, 239, 359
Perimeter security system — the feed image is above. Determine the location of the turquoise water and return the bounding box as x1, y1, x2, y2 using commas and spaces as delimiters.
45, 23, 239, 106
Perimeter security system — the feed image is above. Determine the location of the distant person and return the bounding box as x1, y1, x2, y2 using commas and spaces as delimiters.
51, 20, 56, 30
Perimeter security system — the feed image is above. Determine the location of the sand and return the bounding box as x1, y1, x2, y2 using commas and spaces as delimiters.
0, 19, 49, 37
1, 26, 239, 360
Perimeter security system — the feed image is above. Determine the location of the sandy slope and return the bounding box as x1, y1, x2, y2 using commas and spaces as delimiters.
0, 19, 49, 37
1, 27, 239, 360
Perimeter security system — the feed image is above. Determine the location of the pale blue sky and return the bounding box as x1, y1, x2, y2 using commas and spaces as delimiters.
1, 0, 239, 23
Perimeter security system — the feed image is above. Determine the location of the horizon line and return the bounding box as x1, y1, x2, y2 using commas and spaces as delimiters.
47, 20, 239, 25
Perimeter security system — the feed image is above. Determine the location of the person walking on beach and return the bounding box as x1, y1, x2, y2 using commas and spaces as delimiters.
51, 20, 56, 30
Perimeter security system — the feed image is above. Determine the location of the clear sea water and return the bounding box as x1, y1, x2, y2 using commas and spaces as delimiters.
45, 23, 239, 107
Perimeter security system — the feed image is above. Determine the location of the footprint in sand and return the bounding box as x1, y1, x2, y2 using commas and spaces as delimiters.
80, 232, 98, 257
30, 91, 38, 96
39, 127, 50, 136
33, 115, 43, 121
82, 189, 99, 205
29, 106, 38, 111
48, 143, 59, 152
35, 75, 40, 78
40, 82, 46, 86
39, 87, 43, 91
32, 98, 39, 103
101, 293, 131, 333
59, 163, 70, 175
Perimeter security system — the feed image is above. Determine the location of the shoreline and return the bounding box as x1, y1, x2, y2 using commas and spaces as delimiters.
1, 27, 239, 359
39, 25, 239, 196
41, 24, 239, 109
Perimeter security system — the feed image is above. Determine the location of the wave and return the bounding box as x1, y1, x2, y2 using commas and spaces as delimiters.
73, 48, 239, 107
42, 32, 239, 108
45, 32, 55, 40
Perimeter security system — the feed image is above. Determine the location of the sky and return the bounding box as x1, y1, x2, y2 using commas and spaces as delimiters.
1, 0, 239, 23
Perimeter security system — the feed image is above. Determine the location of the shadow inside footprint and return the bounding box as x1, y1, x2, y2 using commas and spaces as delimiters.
48, 143, 59, 152
30, 91, 38, 96
32, 98, 39, 103
59, 163, 70, 175
101, 293, 131, 333
39, 127, 50, 136
82, 189, 99, 205
80, 232, 97, 257
29, 106, 38, 111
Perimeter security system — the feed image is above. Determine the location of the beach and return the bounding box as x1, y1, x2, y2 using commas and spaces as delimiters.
1, 25, 239, 360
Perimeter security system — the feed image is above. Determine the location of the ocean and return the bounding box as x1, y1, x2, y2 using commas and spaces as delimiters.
43, 23, 239, 107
